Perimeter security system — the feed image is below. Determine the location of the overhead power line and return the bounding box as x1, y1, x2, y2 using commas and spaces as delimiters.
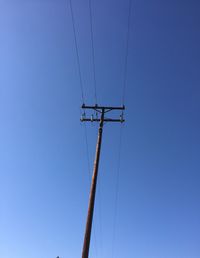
122, 0, 132, 105
83, 123, 92, 180
68, 1, 128, 257
89, 0, 98, 104
69, 0, 85, 103
111, 124, 124, 258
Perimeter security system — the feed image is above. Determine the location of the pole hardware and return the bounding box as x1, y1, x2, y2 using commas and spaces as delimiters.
81, 104, 125, 258
81, 104, 125, 123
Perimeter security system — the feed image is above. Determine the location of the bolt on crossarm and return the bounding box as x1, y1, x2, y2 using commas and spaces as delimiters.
80, 104, 125, 258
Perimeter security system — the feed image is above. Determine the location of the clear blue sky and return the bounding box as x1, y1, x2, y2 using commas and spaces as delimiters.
1, 0, 200, 258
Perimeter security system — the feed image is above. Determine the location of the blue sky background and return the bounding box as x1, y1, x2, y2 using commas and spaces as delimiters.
1, 0, 200, 258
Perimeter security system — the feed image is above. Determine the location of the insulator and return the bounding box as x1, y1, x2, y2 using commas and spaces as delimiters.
91, 114, 94, 122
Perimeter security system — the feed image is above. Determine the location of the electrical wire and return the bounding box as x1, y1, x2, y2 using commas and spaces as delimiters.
69, 1, 130, 257
69, 0, 85, 103
83, 123, 92, 180
89, 1, 104, 253
89, 0, 98, 104
122, 0, 132, 105
69, 1, 100, 256
111, 3, 132, 253
111, 124, 124, 258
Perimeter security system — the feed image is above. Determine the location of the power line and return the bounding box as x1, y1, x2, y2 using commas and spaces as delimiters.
69, 1, 100, 255
89, 0, 103, 251
83, 123, 91, 180
122, 0, 132, 105
111, 124, 124, 258
83, 125, 91, 177
111, 2, 131, 252
69, 0, 85, 103
89, 0, 98, 104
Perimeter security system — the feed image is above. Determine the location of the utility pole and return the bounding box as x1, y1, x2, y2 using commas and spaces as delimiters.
81, 104, 125, 258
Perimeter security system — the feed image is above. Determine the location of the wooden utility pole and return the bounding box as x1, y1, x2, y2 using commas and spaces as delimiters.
81, 104, 125, 258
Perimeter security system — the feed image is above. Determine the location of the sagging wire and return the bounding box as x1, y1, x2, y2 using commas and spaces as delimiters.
69, 1, 99, 256
69, 0, 85, 104
111, 124, 124, 258
89, 0, 98, 104
122, 0, 132, 105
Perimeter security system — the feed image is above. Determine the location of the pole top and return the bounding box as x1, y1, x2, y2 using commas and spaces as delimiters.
80, 103, 125, 123
81, 104, 125, 111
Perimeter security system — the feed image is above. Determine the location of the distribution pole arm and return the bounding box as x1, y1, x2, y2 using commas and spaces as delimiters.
82, 104, 125, 111
81, 118, 124, 123
81, 104, 125, 124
